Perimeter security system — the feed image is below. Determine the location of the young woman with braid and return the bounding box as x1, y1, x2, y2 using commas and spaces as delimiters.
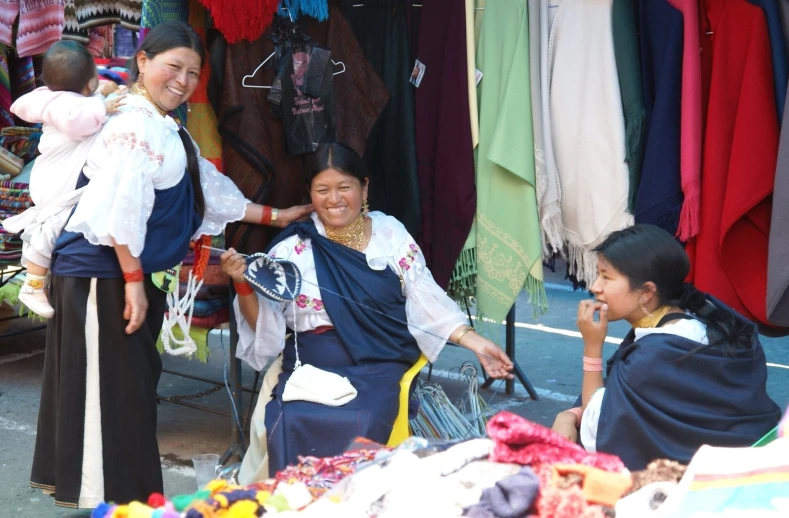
552, 225, 781, 470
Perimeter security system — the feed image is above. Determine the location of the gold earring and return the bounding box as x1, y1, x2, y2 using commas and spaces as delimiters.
362, 199, 369, 216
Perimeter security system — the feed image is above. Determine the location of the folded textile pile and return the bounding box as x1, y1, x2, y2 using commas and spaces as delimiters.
0, 180, 31, 265
0, 126, 40, 165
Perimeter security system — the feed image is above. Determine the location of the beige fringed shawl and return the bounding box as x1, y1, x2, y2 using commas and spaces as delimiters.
549, 0, 633, 286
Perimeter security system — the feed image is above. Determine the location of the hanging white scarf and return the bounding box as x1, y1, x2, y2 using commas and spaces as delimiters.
538, 0, 563, 257
549, 0, 632, 286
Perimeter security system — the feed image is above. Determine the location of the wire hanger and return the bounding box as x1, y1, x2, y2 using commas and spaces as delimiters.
242, 55, 346, 89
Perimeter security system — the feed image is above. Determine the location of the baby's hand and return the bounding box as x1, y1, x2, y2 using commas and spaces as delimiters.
104, 94, 126, 114
101, 80, 120, 96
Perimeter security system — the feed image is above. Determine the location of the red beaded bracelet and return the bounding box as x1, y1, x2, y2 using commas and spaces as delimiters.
260, 205, 272, 226
123, 269, 144, 283
234, 281, 254, 297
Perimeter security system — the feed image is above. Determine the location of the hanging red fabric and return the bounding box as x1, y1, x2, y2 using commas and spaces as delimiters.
197, 0, 279, 44
687, 0, 777, 325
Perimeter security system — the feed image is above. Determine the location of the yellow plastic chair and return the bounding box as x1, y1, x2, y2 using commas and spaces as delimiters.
387, 353, 429, 447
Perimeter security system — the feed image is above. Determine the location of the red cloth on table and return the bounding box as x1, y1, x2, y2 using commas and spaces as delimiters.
686, 0, 778, 326
486, 412, 625, 475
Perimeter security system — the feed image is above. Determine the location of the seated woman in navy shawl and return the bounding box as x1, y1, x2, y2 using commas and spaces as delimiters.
552, 225, 781, 470
222, 143, 514, 481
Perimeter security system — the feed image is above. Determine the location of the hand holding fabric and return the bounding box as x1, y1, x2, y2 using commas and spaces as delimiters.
220, 248, 248, 284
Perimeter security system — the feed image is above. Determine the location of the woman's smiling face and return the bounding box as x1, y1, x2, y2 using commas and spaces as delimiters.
309, 167, 368, 228
137, 47, 201, 112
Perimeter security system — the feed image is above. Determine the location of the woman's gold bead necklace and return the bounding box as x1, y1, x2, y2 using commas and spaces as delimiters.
323, 213, 366, 251
129, 81, 168, 117
632, 305, 672, 329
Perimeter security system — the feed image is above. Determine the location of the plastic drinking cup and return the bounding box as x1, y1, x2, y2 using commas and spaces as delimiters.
192, 453, 220, 490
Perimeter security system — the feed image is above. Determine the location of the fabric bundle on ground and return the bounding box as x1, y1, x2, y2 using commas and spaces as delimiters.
466, 0, 545, 323
549, 0, 633, 287
407, 0, 474, 288
686, 0, 778, 326
633, 0, 684, 235
487, 412, 626, 475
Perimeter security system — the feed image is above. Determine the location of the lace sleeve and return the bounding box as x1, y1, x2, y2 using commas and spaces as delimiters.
400, 240, 467, 363
192, 156, 250, 239
64, 119, 161, 257
234, 294, 287, 372
234, 239, 293, 371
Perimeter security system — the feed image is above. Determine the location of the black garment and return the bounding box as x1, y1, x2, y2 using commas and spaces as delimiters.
342, 0, 422, 237
31, 277, 167, 508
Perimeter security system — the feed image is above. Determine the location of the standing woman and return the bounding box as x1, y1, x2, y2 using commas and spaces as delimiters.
29, 22, 310, 509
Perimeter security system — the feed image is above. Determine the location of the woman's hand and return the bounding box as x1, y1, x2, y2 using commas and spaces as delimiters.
451, 325, 515, 380
271, 204, 313, 228
220, 248, 248, 283
577, 300, 608, 351
475, 341, 515, 380
123, 281, 148, 334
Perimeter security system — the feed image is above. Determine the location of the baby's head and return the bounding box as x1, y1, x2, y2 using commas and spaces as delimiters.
41, 41, 98, 96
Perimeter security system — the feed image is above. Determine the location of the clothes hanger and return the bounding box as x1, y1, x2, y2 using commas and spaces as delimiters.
241, 9, 346, 89
242, 55, 346, 89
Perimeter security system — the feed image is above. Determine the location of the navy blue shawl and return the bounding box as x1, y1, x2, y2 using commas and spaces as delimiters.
748, 0, 788, 121
634, 0, 684, 233
267, 219, 421, 366
596, 311, 781, 470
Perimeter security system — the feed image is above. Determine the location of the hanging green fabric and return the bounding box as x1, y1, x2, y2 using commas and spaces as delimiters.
612, 0, 646, 213
468, 0, 545, 324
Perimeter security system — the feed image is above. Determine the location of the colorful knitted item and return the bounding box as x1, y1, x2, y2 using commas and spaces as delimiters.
197, 0, 278, 44
0, 1, 18, 46
75, 0, 142, 31
62, 0, 88, 42
88, 25, 115, 57
16, 0, 66, 58
278, 0, 328, 22
13, 55, 36, 98
0, 46, 13, 128
140, 0, 188, 34
487, 412, 626, 474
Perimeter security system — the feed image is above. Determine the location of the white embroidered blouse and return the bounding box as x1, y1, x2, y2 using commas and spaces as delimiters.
64, 94, 250, 257
235, 211, 468, 371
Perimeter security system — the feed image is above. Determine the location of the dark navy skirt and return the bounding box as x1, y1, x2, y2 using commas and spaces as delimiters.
264, 329, 409, 476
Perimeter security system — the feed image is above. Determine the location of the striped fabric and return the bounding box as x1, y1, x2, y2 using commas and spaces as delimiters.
16, 0, 66, 57
75, 0, 142, 31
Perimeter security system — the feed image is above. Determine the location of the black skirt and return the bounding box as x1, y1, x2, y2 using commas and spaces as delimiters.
30, 276, 167, 509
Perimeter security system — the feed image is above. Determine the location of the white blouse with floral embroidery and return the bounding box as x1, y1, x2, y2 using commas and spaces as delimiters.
235, 211, 468, 371
64, 95, 250, 257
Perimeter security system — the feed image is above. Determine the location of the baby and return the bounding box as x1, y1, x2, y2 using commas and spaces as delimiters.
3, 40, 124, 318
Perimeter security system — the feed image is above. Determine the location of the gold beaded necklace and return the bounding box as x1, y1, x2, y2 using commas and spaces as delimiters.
129, 80, 168, 117
323, 213, 367, 251
632, 305, 672, 329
